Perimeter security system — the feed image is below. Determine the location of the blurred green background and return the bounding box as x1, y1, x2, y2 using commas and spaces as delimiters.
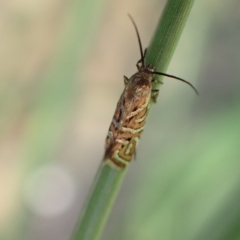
1, 0, 240, 240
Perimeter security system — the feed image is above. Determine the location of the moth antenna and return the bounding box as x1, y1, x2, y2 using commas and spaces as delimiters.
128, 14, 145, 67
152, 71, 199, 95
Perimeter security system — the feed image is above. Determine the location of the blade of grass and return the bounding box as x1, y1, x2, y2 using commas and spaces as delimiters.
73, 165, 127, 240
146, 0, 195, 101
73, 0, 195, 239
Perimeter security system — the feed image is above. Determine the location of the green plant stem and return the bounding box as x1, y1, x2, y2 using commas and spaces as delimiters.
73, 1, 195, 239
73, 165, 127, 240
146, 0, 195, 96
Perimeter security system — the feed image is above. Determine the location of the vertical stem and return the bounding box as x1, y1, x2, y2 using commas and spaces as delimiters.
73, 165, 127, 240
146, 0, 194, 84
73, 1, 195, 239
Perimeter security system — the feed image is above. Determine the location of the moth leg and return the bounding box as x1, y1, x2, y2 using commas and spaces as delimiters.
124, 76, 129, 86
136, 62, 141, 70
134, 151, 137, 160
136, 48, 148, 69
143, 48, 147, 58
151, 76, 164, 102
151, 89, 159, 103
140, 48, 147, 61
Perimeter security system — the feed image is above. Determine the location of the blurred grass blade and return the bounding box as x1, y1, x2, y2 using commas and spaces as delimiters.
21, 0, 108, 167
14, 0, 108, 239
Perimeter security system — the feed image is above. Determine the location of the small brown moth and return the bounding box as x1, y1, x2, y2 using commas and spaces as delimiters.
103, 15, 198, 170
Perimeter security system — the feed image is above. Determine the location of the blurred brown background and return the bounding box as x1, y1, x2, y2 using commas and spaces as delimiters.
1, 0, 240, 240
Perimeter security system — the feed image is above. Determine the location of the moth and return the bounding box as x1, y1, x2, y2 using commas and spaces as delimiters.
103, 15, 198, 170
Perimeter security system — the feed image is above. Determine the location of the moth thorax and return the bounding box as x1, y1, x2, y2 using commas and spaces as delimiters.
133, 79, 151, 97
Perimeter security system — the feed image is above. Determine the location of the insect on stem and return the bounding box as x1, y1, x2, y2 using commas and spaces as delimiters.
128, 13, 198, 95
103, 15, 198, 170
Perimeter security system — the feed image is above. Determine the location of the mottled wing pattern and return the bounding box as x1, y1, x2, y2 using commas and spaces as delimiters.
104, 73, 152, 169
